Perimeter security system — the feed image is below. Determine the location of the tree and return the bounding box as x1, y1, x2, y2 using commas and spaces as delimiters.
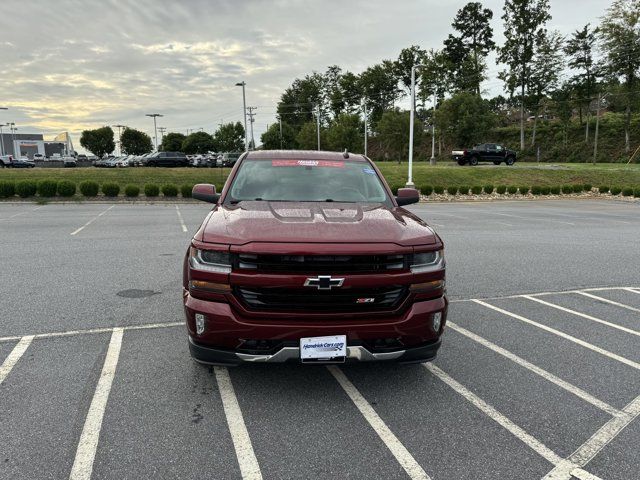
260, 121, 298, 150
120, 127, 153, 155
376, 109, 422, 161
551, 85, 574, 147
358, 61, 401, 125
182, 132, 215, 155
394, 46, 428, 95
529, 30, 565, 145
213, 122, 245, 152
446, 2, 495, 95
498, 0, 551, 150
599, 0, 640, 153
565, 24, 599, 142
296, 121, 325, 150
79, 126, 115, 158
277, 73, 325, 130
435, 92, 495, 147
160, 132, 186, 151
326, 114, 364, 153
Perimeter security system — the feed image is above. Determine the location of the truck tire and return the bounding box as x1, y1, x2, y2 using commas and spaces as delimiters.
493, 161, 501, 165
469, 156, 479, 166
457, 159, 466, 166
506, 156, 515, 166
0, 162, 5, 168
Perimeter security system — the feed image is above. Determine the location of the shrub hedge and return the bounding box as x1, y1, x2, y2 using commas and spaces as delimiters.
457, 185, 469, 195
610, 186, 622, 195
583, 184, 592, 192
507, 186, 518, 194
162, 184, 179, 197
144, 183, 160, 197
0, 181, 15, 198
181, 184, 194, 198
57, 180, 76, 197
621, 187, 633, 197
550, 186, 561, 195
433, 186, 444, 194
598, 185, 609, 194
496, 185, 507, 194
572, 184, 583, 193
540, 186, 550, 195
483, 184, 494, 194
519, 186, 529, 195
16, 180, 37, 198
531, 186, 542, 195
634, 188, 640, 198
447, 186, 459, 195
79, 181, 99, 197
102, 183, 120, 197
562, 185, 573, 194
37, 179, 58, 197
471, 186, 482, 195
124, 184, 140, 197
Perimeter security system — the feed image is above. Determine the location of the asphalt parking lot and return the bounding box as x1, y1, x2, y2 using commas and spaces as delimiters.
0, 199, 639, 480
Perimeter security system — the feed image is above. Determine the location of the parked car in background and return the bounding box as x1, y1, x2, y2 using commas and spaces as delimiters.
63, 157, 77, 168
146, 151, 188, 167
115, 156, 130, 167
11, 157, 36, 168
76, 154, 88, 162
219, 152, 241, 167
0, 154, 14, 167
451, 143, 517, 166
33, 153, 45, 162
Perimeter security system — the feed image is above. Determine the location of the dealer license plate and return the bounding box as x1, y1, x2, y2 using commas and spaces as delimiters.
300, 335, 347, 363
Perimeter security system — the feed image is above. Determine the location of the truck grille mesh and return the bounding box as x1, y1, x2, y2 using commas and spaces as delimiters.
234, 253, 406, 273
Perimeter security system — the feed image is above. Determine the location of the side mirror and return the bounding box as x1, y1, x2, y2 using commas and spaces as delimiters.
192, 184, 220, 204
395, 188, 420, 206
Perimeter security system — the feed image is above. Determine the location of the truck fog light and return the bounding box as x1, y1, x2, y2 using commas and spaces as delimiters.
432, 312, 442, 332
195, 313, 206, 335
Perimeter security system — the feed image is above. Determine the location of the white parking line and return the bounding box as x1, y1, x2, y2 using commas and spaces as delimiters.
0, 321, 182, 343
574, 291, 640, 314
0, 335, 34, 385
472, 300, 640, 371
484, 211, 576, 225
69, 328, 123, 480
175, 205, 188, 233
447, 322, 621, 416
70, 205, 114, 235
522, 295, 640, 337
328, 366, 431, 480
214, 367, 263, 480
623, 287, 640, 295
0, 205, 44, 221
425, 364, 602, 480
542, 393, 640, 480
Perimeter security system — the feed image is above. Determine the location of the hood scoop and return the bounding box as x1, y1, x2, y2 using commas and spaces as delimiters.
237, 201, 370, 223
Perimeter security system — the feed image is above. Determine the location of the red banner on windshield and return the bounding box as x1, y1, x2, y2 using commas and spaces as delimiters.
272, 160, 345, 168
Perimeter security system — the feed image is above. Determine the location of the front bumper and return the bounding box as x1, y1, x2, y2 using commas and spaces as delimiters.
189, 335, 442, 366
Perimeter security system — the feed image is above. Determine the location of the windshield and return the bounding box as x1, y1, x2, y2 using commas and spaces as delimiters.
227, 158, 391, 204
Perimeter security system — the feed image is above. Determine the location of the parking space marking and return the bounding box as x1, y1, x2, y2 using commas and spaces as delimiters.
542, 393, 640, 480
477, 211, 576, 226
0, 205, 43, 221
522, 295, 640, 337
328, 366, 431, 480
574, 291, 640, 314
70, 205, 114, 235
424, 364, 603, 480
214, 367, 263, 480
0, 335, 33, 385
175, 205, 188, 233
447, 322, 621, 416
623, 287, 640, 295
69, 328, 123, 480
0, 321, 182, 344
472, 299, 640, 371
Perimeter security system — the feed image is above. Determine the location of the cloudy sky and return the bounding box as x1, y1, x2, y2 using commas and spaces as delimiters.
0, 0, 611, 152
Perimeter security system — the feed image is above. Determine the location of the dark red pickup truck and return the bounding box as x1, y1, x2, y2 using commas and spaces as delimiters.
183, 150, 447, 365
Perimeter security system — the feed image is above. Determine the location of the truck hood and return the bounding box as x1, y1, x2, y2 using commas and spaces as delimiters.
197, 201, 436, 247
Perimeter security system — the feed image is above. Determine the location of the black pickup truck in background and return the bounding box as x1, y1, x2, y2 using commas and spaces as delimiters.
451, 143, 517, 166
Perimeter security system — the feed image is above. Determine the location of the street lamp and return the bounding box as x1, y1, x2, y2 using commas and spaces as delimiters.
145, 114, 163, 150
407, 64, 425, 188
235, 81, 248, 152
9, 123, 17, 157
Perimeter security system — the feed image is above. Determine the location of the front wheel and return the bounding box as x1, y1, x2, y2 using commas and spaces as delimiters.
493, 161, 501, 166
469, 156, 479, 166
457, 159, 466, 166
506, 156, 515, 166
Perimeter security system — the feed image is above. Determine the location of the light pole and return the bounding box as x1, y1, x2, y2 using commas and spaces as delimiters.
278, 115, 283, 149
246, 107, 256, 150
362, 100, 368, 157
430, 93, 436, 165
236, 82, 249, 151
158, 127, 167, 146
145, 114, 163, 150
9, 123, 17, 157
407, 64, 425, 187
315, 105, 321, 151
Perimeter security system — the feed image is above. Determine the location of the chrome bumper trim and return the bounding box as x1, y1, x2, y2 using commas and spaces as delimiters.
235, 345, 405, 363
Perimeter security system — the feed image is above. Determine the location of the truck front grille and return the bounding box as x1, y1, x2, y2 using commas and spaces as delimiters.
234, 253, 407, 273
234, 286, 407, 312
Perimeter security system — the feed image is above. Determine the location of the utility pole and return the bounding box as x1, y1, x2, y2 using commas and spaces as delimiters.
246, 106, 257, 150
9, 123, 17, 157
315, 104, 321, 151
593, 92, 606, 164
158, 127, 167, 146
407, 64, 425, 187
112, 124, 126, 155
430, 92, 436, 165
236, 81, 249, 151
278, 115, 283, 149
363, 101, 368, 157
145, 113, 163, 150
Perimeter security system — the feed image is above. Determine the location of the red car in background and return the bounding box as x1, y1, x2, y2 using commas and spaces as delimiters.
183, 150, 447, 365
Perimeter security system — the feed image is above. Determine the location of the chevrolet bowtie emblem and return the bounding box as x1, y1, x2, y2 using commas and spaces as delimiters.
304, 275, 345, 290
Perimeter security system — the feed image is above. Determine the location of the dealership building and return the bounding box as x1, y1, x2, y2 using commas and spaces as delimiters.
0, 132, 74, 158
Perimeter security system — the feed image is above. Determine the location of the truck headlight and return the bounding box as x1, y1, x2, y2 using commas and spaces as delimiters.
410, 249, 444, 273
190, 247, 231, 273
